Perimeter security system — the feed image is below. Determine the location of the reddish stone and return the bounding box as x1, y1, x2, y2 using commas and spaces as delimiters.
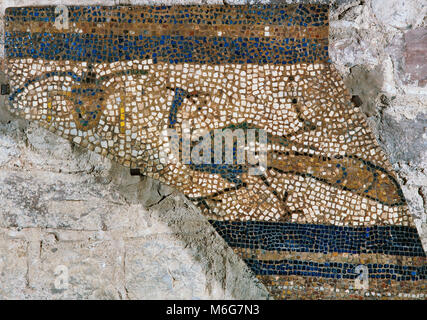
404, 28, 427, 87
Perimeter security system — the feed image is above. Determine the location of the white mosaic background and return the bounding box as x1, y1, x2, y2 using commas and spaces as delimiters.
0, 0, 425, 299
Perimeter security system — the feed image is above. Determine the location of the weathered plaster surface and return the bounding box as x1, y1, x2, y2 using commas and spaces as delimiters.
0, 0, 425, 299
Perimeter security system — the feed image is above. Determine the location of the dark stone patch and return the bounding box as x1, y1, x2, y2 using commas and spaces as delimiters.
351, 95, 363, 107
0, 71, 16, 124
1, 84, 10, 95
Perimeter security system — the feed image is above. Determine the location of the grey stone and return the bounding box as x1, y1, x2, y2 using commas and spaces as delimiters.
0, 236, 28, 299
377, 111, 427, 165
343, 65, 384, 117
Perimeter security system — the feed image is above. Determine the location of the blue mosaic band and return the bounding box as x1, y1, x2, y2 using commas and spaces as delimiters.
5, 4, 329, 65
5, 33, 328, 65
209, 220, 426, 257
245, 258, 427, 280
5, 5, 329, 27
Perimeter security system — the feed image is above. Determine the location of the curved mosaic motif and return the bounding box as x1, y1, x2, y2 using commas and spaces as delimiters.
5, 4, 426, 299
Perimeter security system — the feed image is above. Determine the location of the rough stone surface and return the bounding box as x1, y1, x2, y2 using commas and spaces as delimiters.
0, 119, 269, 299
371, 0, 425, 30
0, 0, 426, 299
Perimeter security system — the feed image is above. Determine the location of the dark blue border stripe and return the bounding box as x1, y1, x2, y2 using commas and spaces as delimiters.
209, 220, 426, 257
245, 258, 427, 281
5, 5, 329, 27
5, 33, 329, 64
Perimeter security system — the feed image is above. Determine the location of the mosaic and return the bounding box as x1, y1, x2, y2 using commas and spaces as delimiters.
4, 4, 426, 299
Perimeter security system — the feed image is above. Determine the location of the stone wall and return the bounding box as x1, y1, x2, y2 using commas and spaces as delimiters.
0, 0, 425, 299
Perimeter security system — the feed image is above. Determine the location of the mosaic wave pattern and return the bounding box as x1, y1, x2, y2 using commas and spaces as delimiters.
5, 4, 426, 299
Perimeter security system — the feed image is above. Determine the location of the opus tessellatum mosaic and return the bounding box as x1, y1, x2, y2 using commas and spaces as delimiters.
4, 4, 427, 300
